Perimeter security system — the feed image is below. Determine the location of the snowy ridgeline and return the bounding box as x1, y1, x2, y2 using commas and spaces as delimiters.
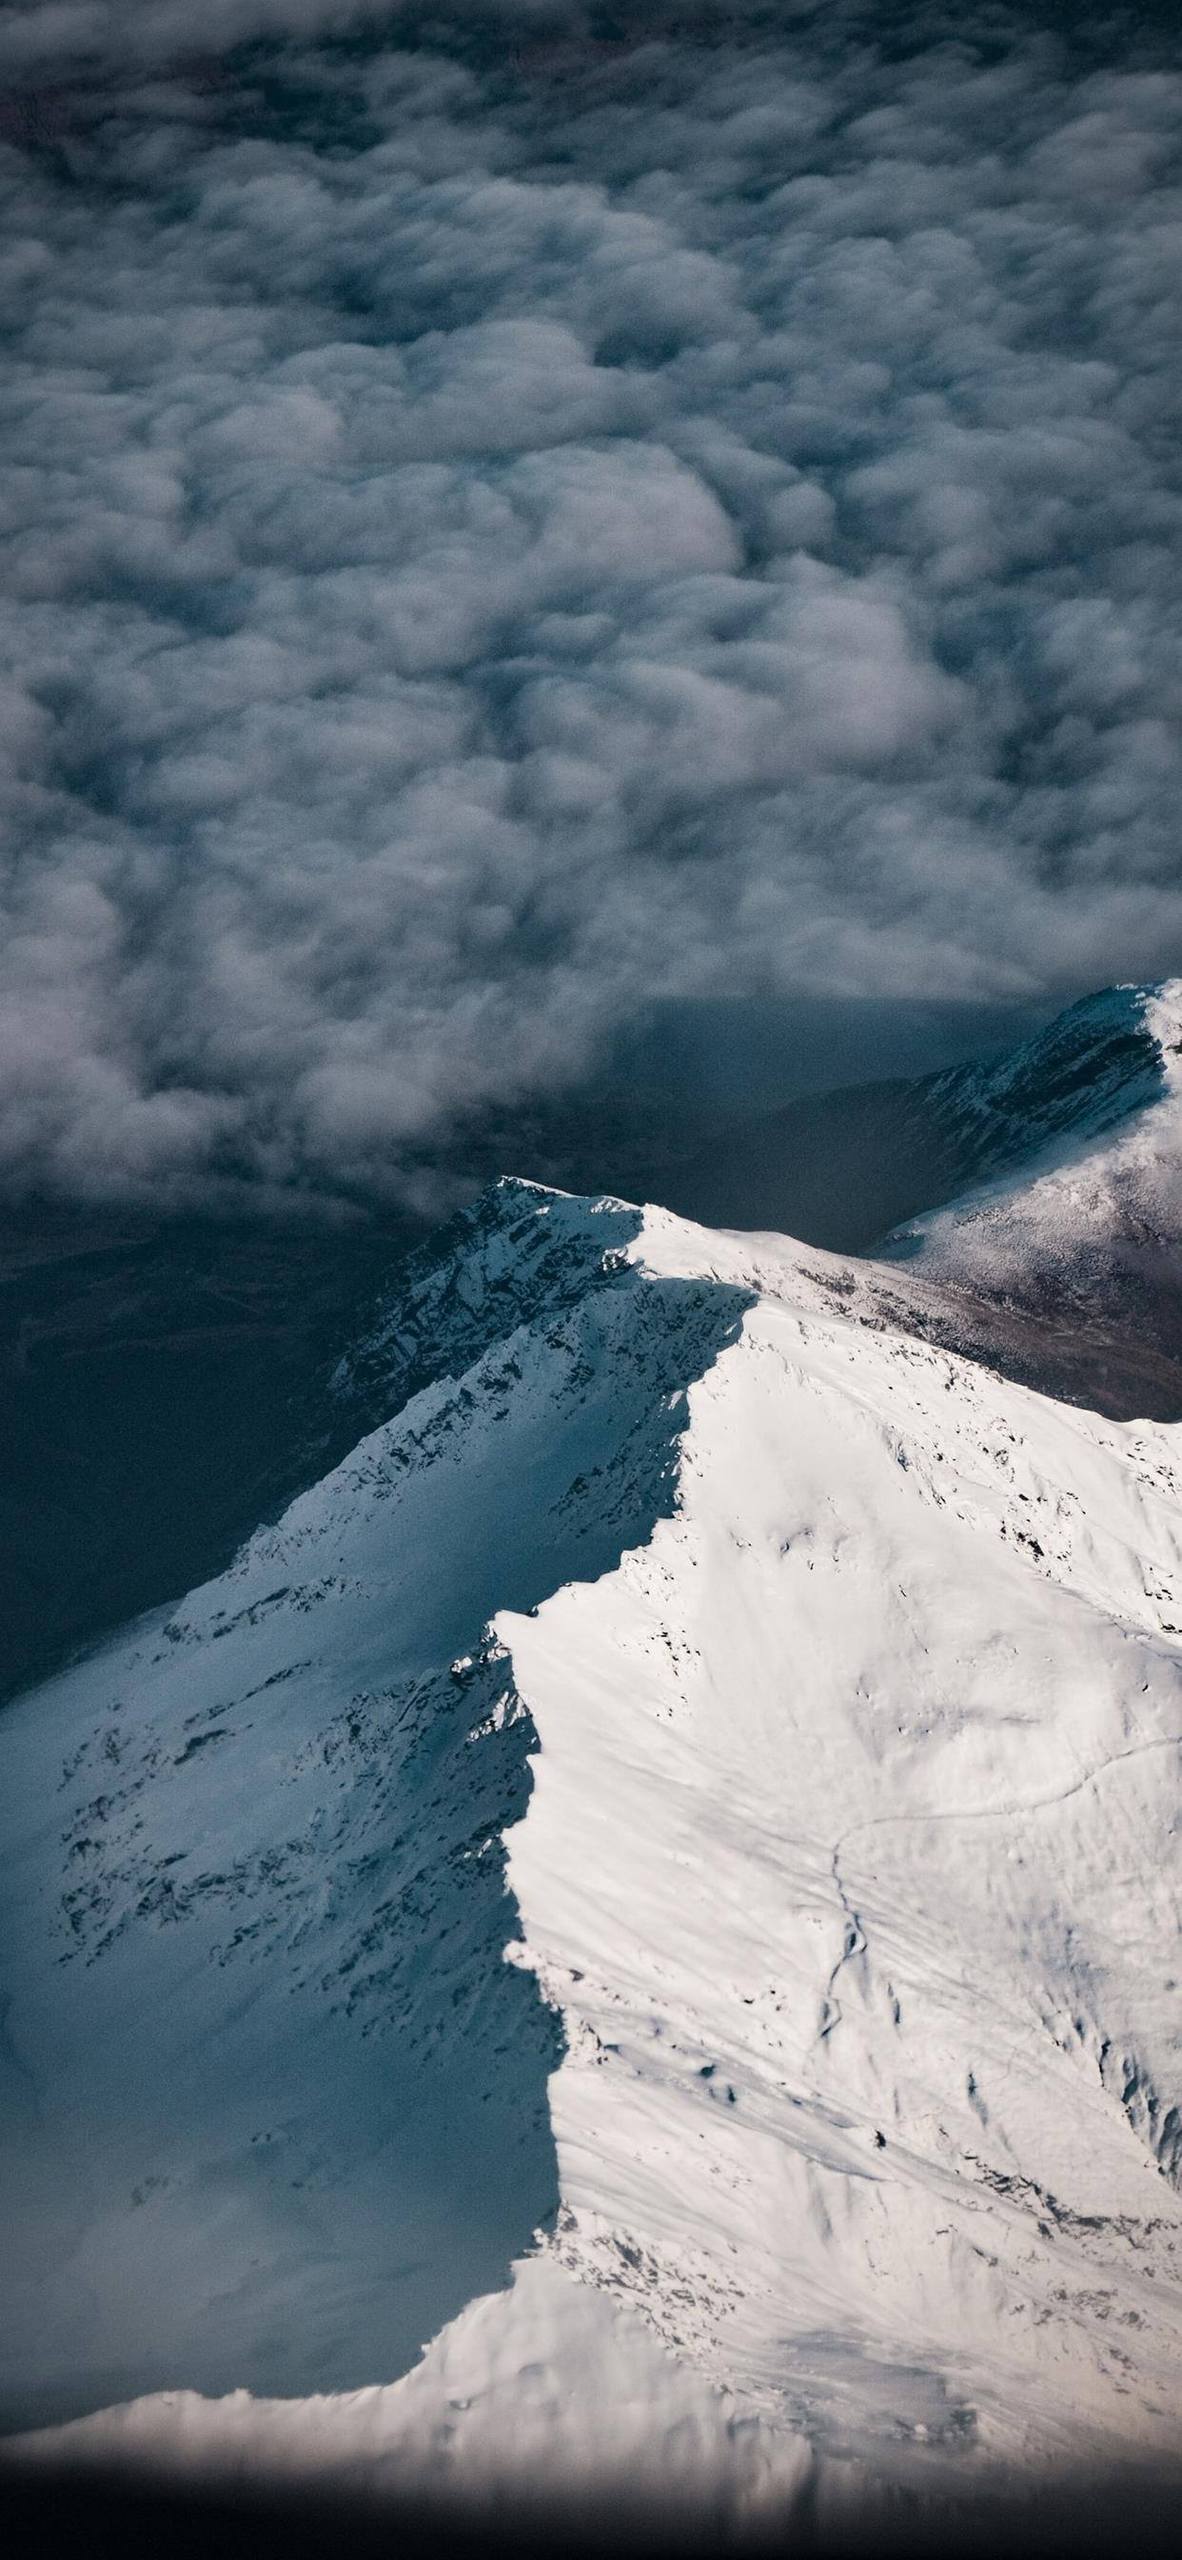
2, 1160, 1182, 2523
882, 982, 1182, 1290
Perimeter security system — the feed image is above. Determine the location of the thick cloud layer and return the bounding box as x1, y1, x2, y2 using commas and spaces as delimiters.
1, 4, 1180, 1201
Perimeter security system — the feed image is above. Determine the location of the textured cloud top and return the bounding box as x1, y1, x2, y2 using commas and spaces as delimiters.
1, 4, 1180, 1199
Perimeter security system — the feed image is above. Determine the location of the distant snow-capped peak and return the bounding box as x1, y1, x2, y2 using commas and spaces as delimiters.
880, 978, 1182, 1286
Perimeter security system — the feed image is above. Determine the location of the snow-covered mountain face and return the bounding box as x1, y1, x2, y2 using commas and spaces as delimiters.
897, 982, 1170, 1204
4, 1172, 1182, 2523
509, 1210, 1182, 2472
0, 1186, 751, 2432
863, 982, 1182, 1425
881, 985, 1182, 1298
652, 980, 1168, 1262
3, 985, 1176, 1731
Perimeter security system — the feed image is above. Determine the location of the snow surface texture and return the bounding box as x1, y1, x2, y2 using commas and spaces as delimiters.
2, 2258, 810, 2537
5, 1169, 1182, 2516
507, 1206, 1182, 2479
881, 981, 1182, 1293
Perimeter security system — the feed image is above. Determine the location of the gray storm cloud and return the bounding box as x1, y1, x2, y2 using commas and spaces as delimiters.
1, 3, 1180, 1200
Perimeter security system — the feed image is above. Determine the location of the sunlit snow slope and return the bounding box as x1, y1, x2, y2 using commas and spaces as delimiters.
882, 981, 1182, 1295
506, 1206, 1182, 2478
4, 1173, 1182, 2510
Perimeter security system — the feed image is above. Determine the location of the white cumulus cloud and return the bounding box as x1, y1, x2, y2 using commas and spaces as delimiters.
0, 3, 1179, 1200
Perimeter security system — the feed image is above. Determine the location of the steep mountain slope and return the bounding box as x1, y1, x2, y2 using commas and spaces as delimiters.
2, 985, 1175, 1721
665, 981, 1169, 1262
873, 984, 1182, 1419
3, 1177, 1181, 2521
0, 1187, 749, 2431
882, 984, 1181, 1285
506, 1207, 1182, 2478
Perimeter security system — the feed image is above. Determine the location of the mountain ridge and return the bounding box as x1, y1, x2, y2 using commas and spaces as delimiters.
661, 980, 1173, 1257
3, 979, 1179, 1712
3, 1164, 1182, 2518
882, 981, 1182, 1274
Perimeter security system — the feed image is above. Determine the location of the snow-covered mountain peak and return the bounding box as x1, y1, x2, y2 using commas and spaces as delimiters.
331, 1173, 645, 1419
878, 980, 1182, 1321
917, 979, 1173, 1175
4, 1177, 1182, 2521
1144, 977, 1182, 1077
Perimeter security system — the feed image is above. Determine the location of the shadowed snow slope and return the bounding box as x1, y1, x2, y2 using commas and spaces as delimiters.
4, 1180, 1182, 2513
0, 1182, 750, 2428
